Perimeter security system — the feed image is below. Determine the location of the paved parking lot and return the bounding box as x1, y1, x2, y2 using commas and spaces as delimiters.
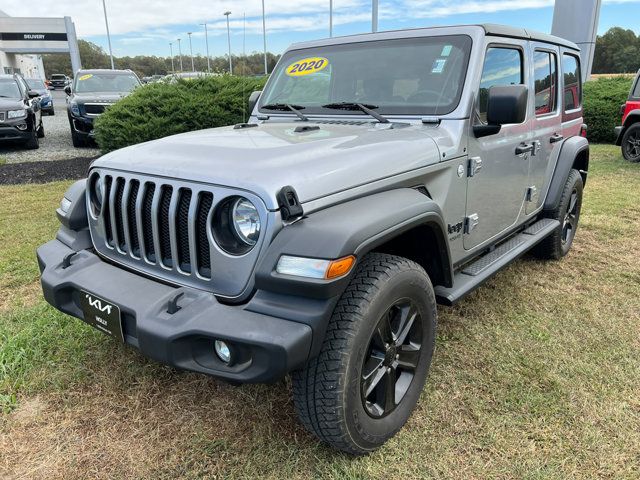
0, 90, 99, 164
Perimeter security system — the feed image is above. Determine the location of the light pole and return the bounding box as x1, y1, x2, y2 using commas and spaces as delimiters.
101, 0, 115, 69
224, 11, 232, 75
329, 0, 333, 37
187, 32, 195, 72
372, 0, 378, 33
169, 42, 174, 72
200, 23, 211, 72
261, 0, 268, 75
176, 38, 183, 71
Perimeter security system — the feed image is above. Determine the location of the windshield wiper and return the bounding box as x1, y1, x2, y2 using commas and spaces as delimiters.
322, 102, 389, 124
261, 103, 308, 121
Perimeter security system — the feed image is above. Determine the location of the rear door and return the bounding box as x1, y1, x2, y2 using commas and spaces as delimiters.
526, 44, 561, 215
465, 40, 533, 250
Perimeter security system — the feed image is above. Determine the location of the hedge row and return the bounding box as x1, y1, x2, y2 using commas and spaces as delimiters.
582, 76, 633, 143
94, 75, 267, 153
94, 74, 634, 152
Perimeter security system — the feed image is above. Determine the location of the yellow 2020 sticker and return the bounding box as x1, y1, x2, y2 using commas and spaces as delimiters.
78, 74, 93, 81
286, 57, 329, 77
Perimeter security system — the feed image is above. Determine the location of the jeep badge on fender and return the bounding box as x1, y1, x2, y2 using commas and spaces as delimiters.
38, 24, 588, 454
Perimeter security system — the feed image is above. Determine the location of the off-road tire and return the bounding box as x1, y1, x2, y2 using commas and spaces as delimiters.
24, 128, 39, 149
37, 121, 45, 138
292, 253, 437, 455
533, 168, 583, 260
621, 123, 640, 162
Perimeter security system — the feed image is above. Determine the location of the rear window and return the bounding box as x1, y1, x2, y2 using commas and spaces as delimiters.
51, 75, 66, 80
562, 54, 581, 111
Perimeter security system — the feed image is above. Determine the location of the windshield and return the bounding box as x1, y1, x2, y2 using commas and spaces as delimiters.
260, 35, 472, 116
74, 72, 140, 93
26, 79, 46, 90
0, 79, 21, 98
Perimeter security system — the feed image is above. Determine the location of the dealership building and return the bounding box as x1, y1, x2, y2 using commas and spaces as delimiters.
0, 9, 80, 79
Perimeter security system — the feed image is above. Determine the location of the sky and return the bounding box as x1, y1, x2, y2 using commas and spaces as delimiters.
2, 0, 640, 59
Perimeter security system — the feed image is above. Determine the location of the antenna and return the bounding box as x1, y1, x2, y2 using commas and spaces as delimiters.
242, 12, 246, 123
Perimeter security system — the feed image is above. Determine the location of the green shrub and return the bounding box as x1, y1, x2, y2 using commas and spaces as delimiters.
94, 75, 268, 153
583, 76, 633, 143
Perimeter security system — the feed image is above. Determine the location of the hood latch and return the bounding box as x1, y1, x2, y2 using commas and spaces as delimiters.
277, 186, 304, 222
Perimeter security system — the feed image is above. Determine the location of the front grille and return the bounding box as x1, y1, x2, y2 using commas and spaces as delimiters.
97, 174, 215, 278
88, 170, 269, 297
83, 103, 109, 115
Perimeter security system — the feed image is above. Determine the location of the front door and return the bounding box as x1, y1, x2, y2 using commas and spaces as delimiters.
465, 41, 533, 249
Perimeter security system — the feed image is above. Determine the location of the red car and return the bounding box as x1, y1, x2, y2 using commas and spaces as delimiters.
615, 69, 640, 162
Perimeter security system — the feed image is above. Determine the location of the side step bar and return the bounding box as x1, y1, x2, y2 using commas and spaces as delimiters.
435, 218, 560, 305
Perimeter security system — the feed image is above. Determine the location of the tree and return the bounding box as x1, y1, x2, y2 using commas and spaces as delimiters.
593, 27, 640, 74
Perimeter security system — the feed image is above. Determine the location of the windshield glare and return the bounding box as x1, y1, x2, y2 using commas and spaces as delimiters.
74, 73, 140, 93
26, 79, 46, 90
0, 80, 21, 98
260, 35, 472, 116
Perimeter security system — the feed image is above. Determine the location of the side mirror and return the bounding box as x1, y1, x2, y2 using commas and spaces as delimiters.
27, 90, 40, 99
474, 85, 528, 138
248, 90, 261, 113
64, 85, 72, 96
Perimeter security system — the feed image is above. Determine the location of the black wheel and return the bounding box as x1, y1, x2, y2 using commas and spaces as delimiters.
24, 128, 39, 149
533, 168, 583, 260
37, 120, 45, 138
621, 123, 640, 162
292, 253, 437, 455
71, 129, 86, 148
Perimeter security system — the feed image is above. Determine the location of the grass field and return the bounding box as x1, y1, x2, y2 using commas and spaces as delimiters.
1, 144, 639, 479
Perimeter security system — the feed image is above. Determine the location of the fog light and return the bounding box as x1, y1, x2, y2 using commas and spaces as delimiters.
214, 340, 232, 364
16, 123, 28, 131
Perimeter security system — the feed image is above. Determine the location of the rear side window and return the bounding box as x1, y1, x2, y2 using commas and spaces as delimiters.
478, 47, 523, 122
562, 54, 581, 111
534, 51, 558, 116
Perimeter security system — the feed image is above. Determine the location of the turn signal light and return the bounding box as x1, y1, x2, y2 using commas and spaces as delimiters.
326, 256, 356, 279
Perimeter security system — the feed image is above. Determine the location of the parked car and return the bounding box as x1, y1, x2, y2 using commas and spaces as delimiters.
49, 73, 69, 90
160, 71, 219, 83
614, 68, 640, 162
25, 77, 55, 115
0, 74, 44, 149
65, 69, 141, 147
38, 24, 589, 454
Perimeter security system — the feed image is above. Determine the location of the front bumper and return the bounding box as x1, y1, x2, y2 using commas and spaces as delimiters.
0, 123, 31, 141
69, 114, 94, 136
37, 239, 313, 383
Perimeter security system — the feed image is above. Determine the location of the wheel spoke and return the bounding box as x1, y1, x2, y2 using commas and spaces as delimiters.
395, 304, 418, 346
397, 345, 420, 370
568, 191, 577, 214
363, 364, 386, 398
374, 311, 393, 347
383, 368, 397, 414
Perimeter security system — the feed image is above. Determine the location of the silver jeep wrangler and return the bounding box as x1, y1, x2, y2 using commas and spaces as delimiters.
38, 24, 589, 454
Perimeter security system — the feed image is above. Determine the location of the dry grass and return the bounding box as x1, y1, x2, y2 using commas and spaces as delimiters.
1, 145, 639, 479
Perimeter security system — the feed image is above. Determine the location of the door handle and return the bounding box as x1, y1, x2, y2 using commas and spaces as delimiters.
550, 133, 564, 144
515, 143, 534, 155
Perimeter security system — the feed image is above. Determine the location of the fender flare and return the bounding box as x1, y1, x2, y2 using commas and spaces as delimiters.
254, 188, 453, 299
616, 109, 640, 145
543, 136, 589, 211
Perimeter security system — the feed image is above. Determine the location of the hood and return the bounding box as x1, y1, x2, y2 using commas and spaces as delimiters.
0, 98, 24, 110
93, 122, 442, 210
72, 92, 129, 103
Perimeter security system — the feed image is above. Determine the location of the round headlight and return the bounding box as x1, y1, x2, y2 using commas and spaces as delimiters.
231, 198, 261, 246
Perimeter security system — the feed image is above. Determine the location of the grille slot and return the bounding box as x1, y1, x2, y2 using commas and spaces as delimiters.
127, 180, 140, 256
196, 192, 213, 278
103, 176, 114, 246
142, 183, 156, 262
114, 178, 126, 250
176, 189, 192, 272
158, 186, 173, 267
